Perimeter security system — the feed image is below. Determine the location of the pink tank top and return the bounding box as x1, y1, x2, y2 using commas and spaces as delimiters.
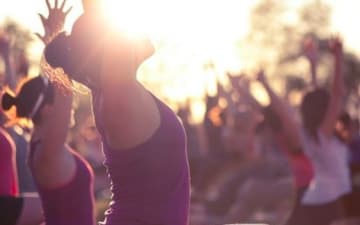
275, 133, 314, 188
93, 91, 190, 225
29, 141, 95, 225
0, 128, 18, 196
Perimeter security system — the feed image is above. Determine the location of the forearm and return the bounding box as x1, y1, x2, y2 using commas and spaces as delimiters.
261, 79, 301, 147
41, 87, 73, 155
261, 80, 283, 112
320, 48, 345, 136
240, 90, 262, 111
332, 54, 345, 96
329, 52, 345, 114
3, 56, 16, 90
310, 60, 318, 88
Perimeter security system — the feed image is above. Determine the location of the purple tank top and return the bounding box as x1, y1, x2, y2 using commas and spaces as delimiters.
93, 91, 190, 225
29, 141, 95, 225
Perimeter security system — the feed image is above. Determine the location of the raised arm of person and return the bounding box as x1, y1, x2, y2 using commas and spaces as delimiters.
257, 70, 302, 152
42, 0, 157, 150
231, 76, 263, 112
320, 37, 345, 138
36, 0, 72, 45
0, 34, 16, 90
303, 37, 319, 88
30, 0, 75, 187
30, 77, 76, 188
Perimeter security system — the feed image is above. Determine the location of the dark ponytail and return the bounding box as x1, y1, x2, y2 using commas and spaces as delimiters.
2, 93, 17, 111
1, 76, 54, 123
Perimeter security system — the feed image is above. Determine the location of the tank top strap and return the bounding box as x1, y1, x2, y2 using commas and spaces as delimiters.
29, 139, 42, 162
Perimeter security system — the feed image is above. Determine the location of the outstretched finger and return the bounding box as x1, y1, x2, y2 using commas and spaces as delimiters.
65, 6, 73, 15
46, 0, 51, 10
60, 0, 66, 10
35, 33, 45, 43
38, 13, 47, 26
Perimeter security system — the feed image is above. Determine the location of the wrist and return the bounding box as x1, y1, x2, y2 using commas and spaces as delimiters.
3, 54, 12, 64
307, 56, 317, 66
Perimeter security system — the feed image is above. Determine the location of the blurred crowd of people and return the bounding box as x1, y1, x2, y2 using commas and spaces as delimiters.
179, 37, 360, 225
1, 1, 360, 225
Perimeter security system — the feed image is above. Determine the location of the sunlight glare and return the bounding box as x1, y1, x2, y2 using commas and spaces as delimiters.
101, 0, 248, 45
101, 0, 251, 122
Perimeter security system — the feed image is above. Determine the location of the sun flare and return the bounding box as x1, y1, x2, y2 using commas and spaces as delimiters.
101, 0, 248, 46
100, 0, 252, 122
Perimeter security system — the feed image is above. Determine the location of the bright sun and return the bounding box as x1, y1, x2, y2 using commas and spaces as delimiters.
100, 0, 251, 122
101, 0, 248, 46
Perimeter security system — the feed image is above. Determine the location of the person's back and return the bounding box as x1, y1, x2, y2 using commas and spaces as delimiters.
301, 130, 351, 204
29, 142, 95, 225
94, 92, 190, 225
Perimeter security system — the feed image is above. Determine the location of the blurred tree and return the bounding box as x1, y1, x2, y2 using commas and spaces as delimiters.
248, 0, 360, 119
244, 0, 360, 104
241, 0, 290, 71
298, 0, 332, 37
2, 18, 34, 57
1, 19, 34, 83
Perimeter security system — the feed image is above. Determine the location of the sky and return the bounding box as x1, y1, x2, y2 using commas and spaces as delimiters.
0, 0, 359, 121
0, 0, 359, 54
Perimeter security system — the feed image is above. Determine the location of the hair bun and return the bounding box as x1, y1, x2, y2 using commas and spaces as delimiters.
45, 32, 72, 74
2, 92, 17, 110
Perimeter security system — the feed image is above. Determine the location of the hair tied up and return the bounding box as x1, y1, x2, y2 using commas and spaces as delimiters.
2, 92, 17, 111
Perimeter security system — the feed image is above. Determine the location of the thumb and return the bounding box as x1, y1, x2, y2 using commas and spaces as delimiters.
34, 33, 45, 43
38, 13, 47, 26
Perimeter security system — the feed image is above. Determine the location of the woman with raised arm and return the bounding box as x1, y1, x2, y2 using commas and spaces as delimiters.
2, 74, 95, 225
253, 70, 313, 225
44, 0, 190, 225
296, 37, 350, 225
2, 1, 95, 225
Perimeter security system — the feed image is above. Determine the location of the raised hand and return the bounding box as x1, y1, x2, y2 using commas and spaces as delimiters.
0, 33, 11, 58
256, 69, 267, 84
227, 72, 244, 89
36, 0, 72, 44
329, 36, 343, 59
303, 36, 319, 64
303, 37, 319, 88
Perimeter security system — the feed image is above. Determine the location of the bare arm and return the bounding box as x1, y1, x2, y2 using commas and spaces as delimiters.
0, 35, 16, 90
40, 79, 73, 156
30, 77, 76, 188
257, 70, 302, 152
320, 37, 345, 137
303, 37, 319, 88
29, 0, 76, 188
16, 193, 44, 225
232, 77, 263, 112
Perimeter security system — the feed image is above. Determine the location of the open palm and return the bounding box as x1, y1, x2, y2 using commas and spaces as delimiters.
36, 0, 72, 44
